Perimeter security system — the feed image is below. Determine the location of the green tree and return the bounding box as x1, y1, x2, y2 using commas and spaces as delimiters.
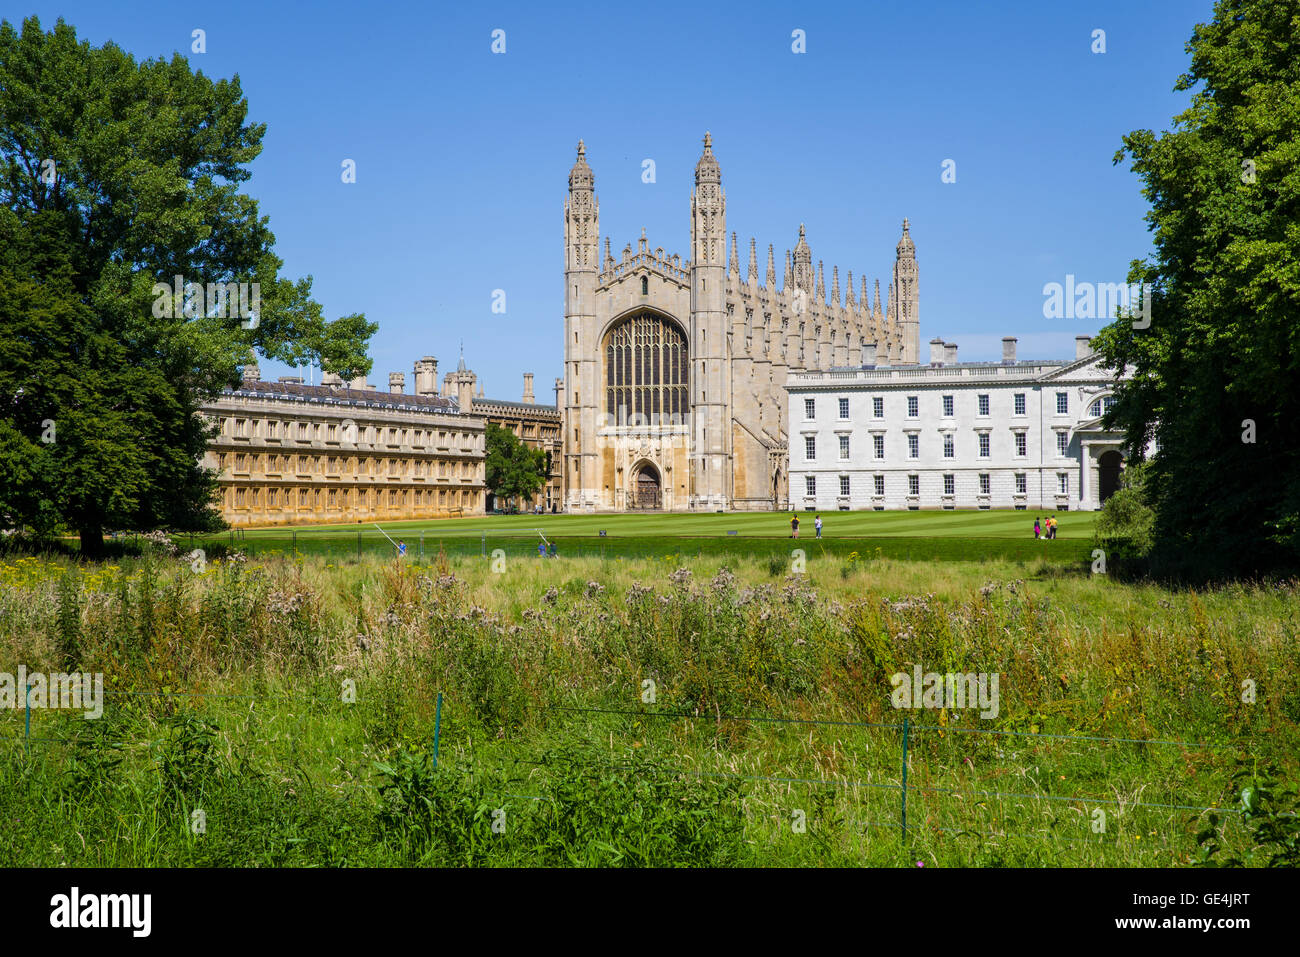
1094, 460, 1156, 566
484, 423, 547, 510
0, 17, 376, 554
1093, 0, 1300, 580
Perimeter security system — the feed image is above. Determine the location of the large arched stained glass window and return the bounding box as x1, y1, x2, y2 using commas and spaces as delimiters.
604, 313, 688, 422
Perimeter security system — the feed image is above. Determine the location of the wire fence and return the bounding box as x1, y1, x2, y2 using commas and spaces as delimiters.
1, 684, 1248, 854
166, 528, 1095, 566
519, 702, 1247, 843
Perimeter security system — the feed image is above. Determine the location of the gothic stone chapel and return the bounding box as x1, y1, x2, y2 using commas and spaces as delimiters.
561, 134, 922, 511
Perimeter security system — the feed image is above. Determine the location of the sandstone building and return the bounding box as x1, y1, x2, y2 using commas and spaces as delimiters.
203, 356, 485, 527
561, 134, 921, 512
203, 350, 561, 526
437, 352, 562, 511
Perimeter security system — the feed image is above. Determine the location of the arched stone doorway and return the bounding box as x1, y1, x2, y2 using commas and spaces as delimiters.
631, 461, 662, 510
1098, 450, 1123, 503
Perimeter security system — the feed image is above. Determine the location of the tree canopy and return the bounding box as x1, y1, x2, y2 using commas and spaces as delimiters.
1092, 0, 1300, 580
0, 16, 376, 553
484, 423, 547, 510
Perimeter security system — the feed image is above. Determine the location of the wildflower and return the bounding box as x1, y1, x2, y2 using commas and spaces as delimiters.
710, 566, 737, 593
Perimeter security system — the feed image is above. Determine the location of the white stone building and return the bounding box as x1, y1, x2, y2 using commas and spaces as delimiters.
786, 336, 1132, 512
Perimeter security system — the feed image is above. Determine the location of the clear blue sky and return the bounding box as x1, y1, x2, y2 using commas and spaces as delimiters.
21, 0, 1210, 399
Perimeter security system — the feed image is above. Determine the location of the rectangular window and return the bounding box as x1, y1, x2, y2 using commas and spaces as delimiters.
805, 475, 816, 496
839, 434, 850, 460
805, 398, 815, 419
1057, 432, 1069, 456
1014, 393, 1026, 416
874, 474, 885, 496
908, 434, 919, 459
978, 394, 990, 416
943, 433, 954, 458
873, 434, 885, 460
979, 433, 990, 458
942, 395, 954, 417
1015, 472, 1027, 494
943, 474, 955, 495
1015, 432, 1027, 457
907, 396, 919, 417
838, 397, 849, 419
805, 435, 816, 460
873, 397, 884, 418
839, 475, 850, 496
1058, 473, 1069, 494
1056, 392, 1068, 414
908, 474, 920, 496
979, 473, 990, 495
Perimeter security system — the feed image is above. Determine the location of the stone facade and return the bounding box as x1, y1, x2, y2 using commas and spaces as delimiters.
202, 361, 486, 527
561, 135, 921, 512
786, 336, 1136, 512
470, 373, 562, 512
203, 350, 562, 526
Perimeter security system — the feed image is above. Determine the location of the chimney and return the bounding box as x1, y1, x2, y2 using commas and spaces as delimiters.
944, 342, 958, 365
1075, 335, 1093, 360
1001, 336, 1017, 364
413, 356, 439, 396
389, 372, 405, 394
929, 337, 945, 365
348, 374, 367, 391
523, 372, 535, 404
860, 341, 877, 367
320, 371, 344, 387
241, 351, 260, 382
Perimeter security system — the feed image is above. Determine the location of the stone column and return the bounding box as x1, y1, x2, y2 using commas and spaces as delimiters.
1079, 441, 1091, 509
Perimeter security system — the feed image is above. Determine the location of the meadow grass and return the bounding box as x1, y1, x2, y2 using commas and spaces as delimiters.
0, 544, 1294, 867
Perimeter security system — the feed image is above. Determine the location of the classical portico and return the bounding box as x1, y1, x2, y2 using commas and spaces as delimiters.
1076, 420, 1127, 510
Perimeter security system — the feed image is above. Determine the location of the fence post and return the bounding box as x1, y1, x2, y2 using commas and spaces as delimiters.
24, 681, 31, 755
357, 529, 361, 561
292, 529, 297, 553
481, 530, 485, 558
432, 692, 443, 769
901, 716, 910, 842
419, 530, 424, 561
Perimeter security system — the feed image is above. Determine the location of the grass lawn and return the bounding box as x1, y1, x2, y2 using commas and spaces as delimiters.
192, 509, 1098, 565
